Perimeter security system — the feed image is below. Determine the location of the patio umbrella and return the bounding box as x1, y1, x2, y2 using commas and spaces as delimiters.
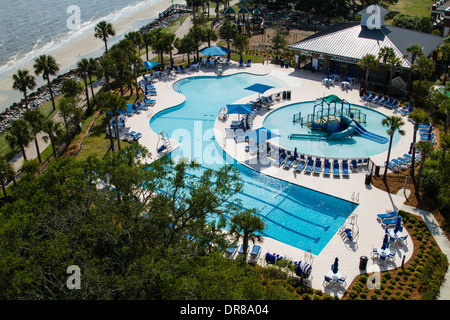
144, 61, 160, 70
244, 83, 275, 98
381, 234, 390, 250
226, 103, 252, 115
199, 46, 231, 56
245, 127, 280, 145
332, 257, 339, 274
393, 216, 402, 234
224, 6, 236, 15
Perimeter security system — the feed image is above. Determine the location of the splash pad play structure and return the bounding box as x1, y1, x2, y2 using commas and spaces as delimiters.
290, 95, 388, 144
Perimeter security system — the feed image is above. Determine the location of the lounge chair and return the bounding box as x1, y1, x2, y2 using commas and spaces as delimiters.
378, 96, 389, 105
366, 92, 378, 102
179, 65, 187, 73
386, 99, 399, 109
333, 160, 340, 176
132, 132, 142, 141
351, 159, 358, 171
323, 159, 331, 176
226, 244, 237, 259
275, 152, 288, 166
283, 153, 297, 169
373, 94, 384, 104
142, 98, 156, 106
239, 59, 244, 68
313, 158, 322, 175
123, 131, 135, 141
304, 158, 314, 174
381, 215, 402, 227
166, 67, 172, 76
173, 65, 180, 73
391, 158, 405, 168
382, 97, 394, 107
361, 91, 372, 100
377, 210, 397, 221
344, 228, 353, 241
248, 245, 261, 264
386, 161, 399, 172
246, 59, 252, 67
294, 159, 306, 172
157, 145, 167, 153
238, 244, 245, 256
342, 160, 350, 176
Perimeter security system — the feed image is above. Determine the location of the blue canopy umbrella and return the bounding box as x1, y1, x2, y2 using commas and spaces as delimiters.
226, 103, 252, 115
331, 257, 339, 274
393, 216, 403, 234
199, 46, 231, 56
381, 233, 390, 250
245, 127, 280, 145
144, 61, 160, 70
244, 83, 275, 98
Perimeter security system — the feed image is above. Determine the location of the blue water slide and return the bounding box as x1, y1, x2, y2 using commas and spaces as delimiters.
351, 120, 388, 144
327, 123, 356, 140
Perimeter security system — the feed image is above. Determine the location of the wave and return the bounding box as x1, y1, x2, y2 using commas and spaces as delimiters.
0, 0, 163, 80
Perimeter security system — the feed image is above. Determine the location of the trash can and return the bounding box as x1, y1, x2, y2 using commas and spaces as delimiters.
287, 90, 291, 100
365, 173, 372, 185
359, 256, 368, 270
282, 91, 287, 100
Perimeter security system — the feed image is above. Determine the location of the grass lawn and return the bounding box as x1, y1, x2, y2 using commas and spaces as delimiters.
387, 0, 433, 17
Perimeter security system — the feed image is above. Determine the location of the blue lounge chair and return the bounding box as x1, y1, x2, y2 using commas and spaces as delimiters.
381, 215, 402, 227
391, 158, 405, 168
382, 97, 394, 107
142, 98, 156, 106
248, 245, 261, 264
226, 244, 237, 259
373, 94, 384, 104
323, 159, 331, 175
362, 91, 372, 100
124, 131, 136, 141
366, 93, 379, 102
132, 132, 142, 141
283, 154, 297, 169
173, 65, 180, 73
304, 158, 314, 173
157, 145, 167, 153
377, 210, 397, 221
239, 58, 244, 68
333, 160, 340, 176
386, 161, 399, 172
179, 65, 187, 73
294, 159, 306, 172
344, 228, 353, 241
313, 158, 322, 174
342, 160, 350, 176
166, 67, 172, 75
351, 159, 358, 171
246, 59, 252, 67
378, 96, 389, 105
275, 152, 287, 166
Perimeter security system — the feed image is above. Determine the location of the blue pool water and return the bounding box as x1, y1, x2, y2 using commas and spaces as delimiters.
263, 102, 401, 159
150, 73, 357, 254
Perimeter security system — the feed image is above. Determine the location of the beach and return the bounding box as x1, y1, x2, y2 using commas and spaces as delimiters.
0, 0, 186, 113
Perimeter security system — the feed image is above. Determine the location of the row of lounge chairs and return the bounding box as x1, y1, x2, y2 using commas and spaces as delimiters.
418, 122, 436, 143
123, 130, 142, 142
361, 91, 400, 109
265, 252, 312, 279
385, 152, 420, 172
239, 59, 252, 68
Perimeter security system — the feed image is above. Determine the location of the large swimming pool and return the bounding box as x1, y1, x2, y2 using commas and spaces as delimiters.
263, 101, 401, 159
150, 73, 357, 255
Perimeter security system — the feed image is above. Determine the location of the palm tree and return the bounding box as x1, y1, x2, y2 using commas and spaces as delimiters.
440, 98, 450, 166
408, 109, 430, 182
99, 93, 127, 151
377, 47, 395, 91
406, 44, 424, 91
98, 54, 116, 91
76, 58, 91, 110
0, 157, 15, 200
87, 58, 99, 100
387, 55, 403, 94
204, 28, 218, 47
358, 54, 378, 91
219, 20, 237, 60
229, 209, 265, 262
23, 110, 45, 164
415, 140, 435, 198
33, 55, 60, 112
95, 92, 116, 150
177, 35, 197, 65
142, 32, 153, 61
188, 26, 206, 62
95, 20, 116, 53
234, 33, 250, 63
41, 119, 63, 158
60, 78, 83, 98
5, 119, 33, 162
382, 116, 406, 181
438, 42, 450, 85
12, 69, 36, 110
413, 55, 435, 103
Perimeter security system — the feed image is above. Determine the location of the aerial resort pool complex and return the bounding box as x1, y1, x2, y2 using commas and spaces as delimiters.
137, 60, 414, 293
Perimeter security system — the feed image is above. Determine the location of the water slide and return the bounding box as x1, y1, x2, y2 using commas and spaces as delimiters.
327, 122, 356, 140
351, 120, 389, 144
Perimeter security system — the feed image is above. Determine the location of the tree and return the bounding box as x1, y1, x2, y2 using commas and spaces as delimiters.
142, 32, 153, 61
415, 140, 435, 198
408, 109, 430, 184
406, 44, 424, 91
102, 93, 127, 151
41, 119, 63, 158
271, 23, 288, 60
5, 119, 33, 162
94, 20, 116, 53
413, 55, 435, 103
438, 42, 450, 85
188, 26, 206, 62
377, 47, 396, 91
382, 116, 405, 181
87, 58, 99, 101
176, 34, 197, 65
229, 209, 265, 262
12, 69, 36, 110
219, 20, 237, 60
76, 58, 91, 110
95, 92, 116, 150
0, 157, 15, 200
234, 33, 250, 63
23, 110, 45, 164
98, 54, 116, 92
58, 97, 81, 133
33, 55, 60, 112
204, 28, 218, 47
358, 54, 378, 91
60, 78, 83, 98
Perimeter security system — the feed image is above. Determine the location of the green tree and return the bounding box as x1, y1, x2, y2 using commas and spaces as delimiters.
189, 26, 206, 62
0, 157, 15, 200
104, 93, 127, 151
229, 209, 265, 262
176, 34, 197, 65
76, 58, 91, 110
12, 69, 36, 110
408, 109, 430, 184
33, 55, 60, 112
271, 23, 288, 60
41, 119, 63, 158
406, 44, 424, 91
58, 97, 81, 133
358, 54, 378, 91
5, 119, 33, 162
415, 140, 435, 198
94, 20, 116, 53
204, 28, 218, 47
60, 78, 83, 98
234, 33, 250, 62
23, 110, 45, 164
382, 116, 405, 181
219, 20, 238, 60
413, 55, 435, 103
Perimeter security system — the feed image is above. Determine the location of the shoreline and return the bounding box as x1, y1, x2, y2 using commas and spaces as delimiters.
0, 0, 187, 133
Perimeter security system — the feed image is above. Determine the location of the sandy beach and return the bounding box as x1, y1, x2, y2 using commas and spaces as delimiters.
0, 0, 186, 112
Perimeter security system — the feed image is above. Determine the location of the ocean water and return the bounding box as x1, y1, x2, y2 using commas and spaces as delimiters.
0, 0, 165, 81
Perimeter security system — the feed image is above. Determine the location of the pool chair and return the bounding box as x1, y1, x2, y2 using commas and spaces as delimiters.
237, 244, 245, 256
275, 151, 288, 166
378, 95, 390, 105
396, 157, 410, 165
382, 97, 394, 107
157, 145, 167, 153
248, 245, 261, 264
234, 132, 248, 143
344, 228, 353, 241
123, 131, 136, 141
366, 93, 378, 102
294, 158, 306, 172
173, 65, 180, 74
226, 244, 237, 259
248, 144, 261, 154
386, 99, 399, 109
373, 94, 384, 104
283, 153, 297, 169
386, 161, 399, 172
246, 59, 252, 67
132, 132, 142, 141
239, 59, 244, 68
377, 210, 398, 221
166, 67, 172, 76
351, 159, 358, 171
142, 98, 156, 106
402, 107, 413, 116
361, 91, 372, 100
322, 159, 331, 176
231, 121, 245, 131
342, 160, 350, 176
245, 140, 257, 151
333, 159, 340, 176
304, 158, 315, 174
313, 158, 322, 175
131, 105, 141, 114
179, 65, 187, 73
390, 158, 405, 168
381, 215, 402, 227
136, 102, 148, 110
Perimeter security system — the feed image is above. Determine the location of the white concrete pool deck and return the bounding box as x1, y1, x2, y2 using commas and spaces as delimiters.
126, 61, 421, 297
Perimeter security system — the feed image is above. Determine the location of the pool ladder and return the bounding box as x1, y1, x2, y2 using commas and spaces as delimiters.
351, 192, 360, 204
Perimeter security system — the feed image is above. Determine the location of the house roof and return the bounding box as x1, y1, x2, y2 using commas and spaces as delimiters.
289, 23, 443, 69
